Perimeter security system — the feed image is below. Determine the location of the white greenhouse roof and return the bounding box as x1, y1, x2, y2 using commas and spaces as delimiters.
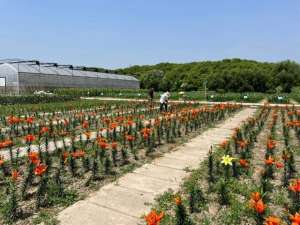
4, 62, 138, 81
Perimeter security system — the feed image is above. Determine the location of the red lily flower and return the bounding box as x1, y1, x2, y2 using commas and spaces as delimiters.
111, 142, 118, 150
34, 164, 48, 176
25, 134, 36, 143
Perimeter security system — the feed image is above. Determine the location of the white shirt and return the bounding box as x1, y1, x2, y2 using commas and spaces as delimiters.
160, 93, 169, 104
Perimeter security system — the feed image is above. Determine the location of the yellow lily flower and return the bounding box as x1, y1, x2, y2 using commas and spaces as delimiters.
221, 155, 235, 166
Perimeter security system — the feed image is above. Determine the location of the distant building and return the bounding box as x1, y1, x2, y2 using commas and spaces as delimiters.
0, 59, 139, 94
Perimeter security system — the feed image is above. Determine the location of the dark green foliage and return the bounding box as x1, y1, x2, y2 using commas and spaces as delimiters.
175, 200, 194, 225
21, 163, 35, 199
0, 95, 75, 105
36, 175, 49, 209
260, 177, 272, 193
115, 59, 300, 92
232, 161, 239, 178
2, 182, 21, 222
208, 149, 214, 183
69, 156, 76, 177
92, 158, 99, 180
82, 157, 90, 172
112, 149, 118, 166
121, 147, 129, 164
218, 179, 230, 205
189, 186, 206, 213
104, 154, 112, 175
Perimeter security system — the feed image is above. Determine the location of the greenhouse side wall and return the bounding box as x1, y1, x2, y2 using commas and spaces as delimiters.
18, 72, 139, 92
0, 64, 19, 94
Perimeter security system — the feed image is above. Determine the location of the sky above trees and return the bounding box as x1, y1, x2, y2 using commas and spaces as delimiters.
0, 0, 299, 68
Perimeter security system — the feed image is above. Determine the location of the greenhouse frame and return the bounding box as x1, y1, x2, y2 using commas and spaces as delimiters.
0, 60, 140, 94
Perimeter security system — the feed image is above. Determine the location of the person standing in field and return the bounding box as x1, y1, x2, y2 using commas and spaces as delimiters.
148, 88, 154, 102
160, 91, 170, 112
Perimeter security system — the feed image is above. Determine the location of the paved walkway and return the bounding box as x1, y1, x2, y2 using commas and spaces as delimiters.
57, 107, 256, 225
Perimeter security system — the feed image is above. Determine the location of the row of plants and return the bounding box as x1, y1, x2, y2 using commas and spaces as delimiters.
0, 100, 158, 148
0, 95, 76, 105
146, 105, 300, 225
54, 88, 150, 99
0, 101, 241, 224
2, 87, 299, 108
54, 88, 209, 101
0, 99, 152, 117
54, 88, 269, 102
207, 92, 265, 103
267, 95, 290, 104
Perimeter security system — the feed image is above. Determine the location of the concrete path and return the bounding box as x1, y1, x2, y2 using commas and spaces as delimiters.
57, 107, 256, 225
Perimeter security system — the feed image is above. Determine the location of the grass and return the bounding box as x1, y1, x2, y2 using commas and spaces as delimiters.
32, 211, 59, 225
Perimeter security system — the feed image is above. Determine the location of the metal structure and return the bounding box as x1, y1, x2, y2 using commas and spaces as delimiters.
0, 59, 139, 94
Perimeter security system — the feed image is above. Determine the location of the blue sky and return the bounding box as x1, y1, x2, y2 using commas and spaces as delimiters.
0, 0, 299, 68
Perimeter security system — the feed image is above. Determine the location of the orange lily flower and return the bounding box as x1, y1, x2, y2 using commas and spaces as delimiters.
255, 199, 266, 214
28, 151, 40, 164
249, 192, 266, 214
11, 169, 20, 181
290, 212, 300, 225
219, 140, 228, 149
238, 140, 247, 149
99, 141, 109, 150
110, 122, 118, 130
63, 151, 69, 163
264, 216, 281, 225
127, 120, 134, 127
289, 179, 300, 193
175, 196, 182, 206
145, 210, 164, 225
0, 155, 4, 166
71, 150, 85, 159
239, 159, 249, 168
8, 116, 21, 125
0, 139, 13, 149
265, 156, 275, 165
251, 192, 261, 202
267, 139, 276, 150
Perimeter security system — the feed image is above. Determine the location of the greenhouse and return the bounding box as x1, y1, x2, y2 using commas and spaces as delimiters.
0, 60, 139, 94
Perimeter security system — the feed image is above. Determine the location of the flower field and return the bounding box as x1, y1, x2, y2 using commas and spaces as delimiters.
54, 88, 268, 102
149, 105, 300, 225
0, 99, 241, 224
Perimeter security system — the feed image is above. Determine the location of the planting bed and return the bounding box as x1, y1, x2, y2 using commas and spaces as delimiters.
149, 105, 300, 225
0, 100, 241, 224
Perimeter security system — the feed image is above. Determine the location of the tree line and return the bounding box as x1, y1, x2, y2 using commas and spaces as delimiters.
111, 59, 300, 93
